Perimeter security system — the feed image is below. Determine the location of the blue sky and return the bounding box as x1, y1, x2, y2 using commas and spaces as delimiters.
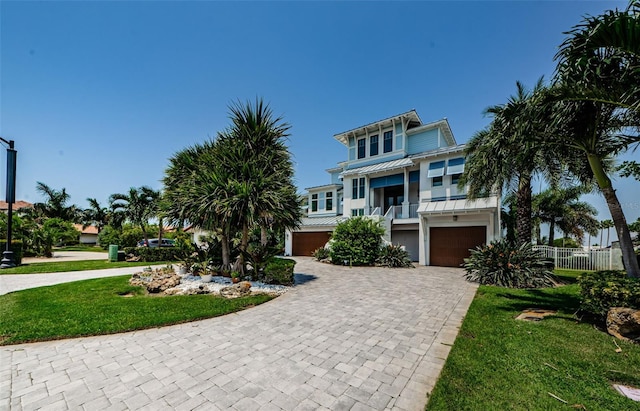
0, 0, 637, 242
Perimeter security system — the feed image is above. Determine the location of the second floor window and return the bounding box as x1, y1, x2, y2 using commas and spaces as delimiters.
357, 138, 366, 159
326, 192, 333, 211
311, 194, 318, 212
432, 176, 443, 187
451, 173, 462, 186
383, 131, 393, 153
370, 135, 378, 156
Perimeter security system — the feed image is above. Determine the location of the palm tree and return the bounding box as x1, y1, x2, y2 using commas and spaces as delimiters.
34, 182, 81, 222
82, 198, 109, 233
552, 2, 640, 277
555, 1, 640, 113
461, 79, 560, 245
163, 98, 301, 271
600, 219, 615, 247
532, 186, 599, 246
109, 186, 159, 246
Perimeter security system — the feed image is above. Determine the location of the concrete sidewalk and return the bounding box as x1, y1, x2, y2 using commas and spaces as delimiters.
1, 258, 477, 410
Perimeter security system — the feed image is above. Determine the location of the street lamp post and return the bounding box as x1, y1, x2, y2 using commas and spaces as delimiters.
0, 138, 17, 269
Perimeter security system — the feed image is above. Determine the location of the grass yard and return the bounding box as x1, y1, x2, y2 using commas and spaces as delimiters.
426, 269, 640, 411
54, 245, 107, 252
0, 275, 273, 345
0, 260, 173, 275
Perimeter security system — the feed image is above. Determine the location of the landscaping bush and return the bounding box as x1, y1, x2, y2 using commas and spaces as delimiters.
312, 247, 330, 261
464, 239, 557, 288
122, 246, 179, 262
377, 244, 414, 268
330, 217, 384, 266
0, 240, 22, 265
263, 257, 296, 286
98, 226, 121, 250
578, 270, 640, 318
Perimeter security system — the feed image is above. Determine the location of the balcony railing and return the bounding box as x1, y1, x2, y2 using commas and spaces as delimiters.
384, 204, 419, 219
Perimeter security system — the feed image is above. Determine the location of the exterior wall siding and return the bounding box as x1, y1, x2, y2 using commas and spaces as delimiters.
407, 129, 439, 155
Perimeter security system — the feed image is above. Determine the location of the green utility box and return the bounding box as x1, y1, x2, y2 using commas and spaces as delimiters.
108, 244, 118, 262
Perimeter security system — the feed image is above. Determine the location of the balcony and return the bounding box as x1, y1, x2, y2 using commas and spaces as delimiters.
384, 203, 419, 220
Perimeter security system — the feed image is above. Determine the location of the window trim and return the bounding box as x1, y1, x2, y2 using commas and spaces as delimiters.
311, 193, 318, 212
432, 176, 443, 187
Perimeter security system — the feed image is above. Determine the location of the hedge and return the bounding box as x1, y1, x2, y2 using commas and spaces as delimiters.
263, 257, 296, 286
121, 246, 180, 262
578, 270, 640, 318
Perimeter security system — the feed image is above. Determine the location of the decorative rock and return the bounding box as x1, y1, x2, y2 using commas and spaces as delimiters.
220, 281, 252, 299
607, 307, 640, 343
130, 271, 181, 294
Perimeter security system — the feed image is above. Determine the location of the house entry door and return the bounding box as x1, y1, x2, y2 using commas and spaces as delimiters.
384, 185, 404, 215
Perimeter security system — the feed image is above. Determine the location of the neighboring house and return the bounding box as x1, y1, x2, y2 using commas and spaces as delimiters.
285, 110, 501, 267
73, 224, 99, 245
0, 200, 33, 213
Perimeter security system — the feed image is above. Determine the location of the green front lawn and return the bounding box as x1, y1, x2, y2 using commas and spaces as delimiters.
54, 245, 107, 252
427, 270, 640, 410
0, 260, 172, 275
0, 275, 272, 345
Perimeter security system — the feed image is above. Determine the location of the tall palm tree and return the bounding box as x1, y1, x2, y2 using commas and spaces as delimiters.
532, 186, 599, 246
81, 198, 109, 233
600, 219, 615, 247
553, 2, 640, 277
555, 1, 640, 113
109, 186, 159, 246
34, 182, 81, 222
461, 79, 560, 245
163, 98, 301, 270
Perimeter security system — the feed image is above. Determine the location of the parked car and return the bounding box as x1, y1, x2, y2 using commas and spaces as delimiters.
137, 238, 176, 248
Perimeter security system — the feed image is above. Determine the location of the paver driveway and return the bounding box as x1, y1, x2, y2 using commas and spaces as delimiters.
0, 258, 477, 411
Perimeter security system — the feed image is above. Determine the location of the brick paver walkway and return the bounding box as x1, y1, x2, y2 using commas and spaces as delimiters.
0, 257, 477, 410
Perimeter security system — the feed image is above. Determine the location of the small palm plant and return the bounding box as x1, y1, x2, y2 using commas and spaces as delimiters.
464, 239, 557, 288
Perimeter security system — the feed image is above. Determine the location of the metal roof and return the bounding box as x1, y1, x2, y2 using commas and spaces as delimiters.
300, 216, 347, 227
333, 110, 422, 146
417, 197, 499, 215
340, 158, 414, 177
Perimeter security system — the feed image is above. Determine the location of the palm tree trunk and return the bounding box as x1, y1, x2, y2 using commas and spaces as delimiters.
238, 223, 249, 274
548, 220, 556, 246
606, 227, 610, 248
220, 234, 230, 268
261, 226, 268, 247
599, 226, 603, 248
516, 173, 533, 246
158, 217, 163, 245
588, 154, 640, 277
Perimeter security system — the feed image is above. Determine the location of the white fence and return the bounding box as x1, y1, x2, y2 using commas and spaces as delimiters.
532, 245, 624, 271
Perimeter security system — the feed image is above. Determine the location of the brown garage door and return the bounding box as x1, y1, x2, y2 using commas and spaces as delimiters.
292, 232, 331, 256
430, 226, 486, 267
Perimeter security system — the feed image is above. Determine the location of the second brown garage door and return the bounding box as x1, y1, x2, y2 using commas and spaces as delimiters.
430, 226, 486, 267
292, 232, 332, 257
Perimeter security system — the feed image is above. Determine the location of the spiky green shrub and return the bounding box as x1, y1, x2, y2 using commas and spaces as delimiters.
578, 270, 640, 318
377, 244, 414, 268
464, 239, 557, 288
312, 247, 330, 261
330, 217, 384, 266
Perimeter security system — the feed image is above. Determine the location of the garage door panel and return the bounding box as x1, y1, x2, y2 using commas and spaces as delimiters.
292, 232, 331, 256
430, 226, 486, 267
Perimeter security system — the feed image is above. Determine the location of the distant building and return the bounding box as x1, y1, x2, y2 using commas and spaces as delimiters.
73, 224, 99, 245
285, 110, 501, 267
0, 200, 33, 213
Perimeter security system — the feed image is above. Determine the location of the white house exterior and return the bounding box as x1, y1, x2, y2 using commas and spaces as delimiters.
285, 110, 501, 267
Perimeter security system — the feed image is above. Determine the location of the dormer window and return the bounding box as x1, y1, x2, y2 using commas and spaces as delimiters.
311, 194, 318, 212
383, 131, 393, 153
357, 138, 366, 159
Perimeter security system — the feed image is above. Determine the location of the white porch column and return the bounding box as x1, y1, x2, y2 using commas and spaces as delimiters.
364, 176, 370, 215
402, 168, 410, 218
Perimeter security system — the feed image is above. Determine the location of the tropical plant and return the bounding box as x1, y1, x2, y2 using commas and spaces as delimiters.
163, 99, 301, 273
532, 185, 599, 246
97, 225, 121, 250
312, 247, 330, 261
81, 198, 109, 235
329, 217, 384, 266
553, 1, 640, 277
578, 270, 640, 318
377, 244, 414, 268
552, 237, 581, 249
463, 239, 557, 288
109, 186, 160, 247
33, 182, 81, 222
600, 219, 615, 248
461, 79, 561, 246
30, 218, 80, 257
